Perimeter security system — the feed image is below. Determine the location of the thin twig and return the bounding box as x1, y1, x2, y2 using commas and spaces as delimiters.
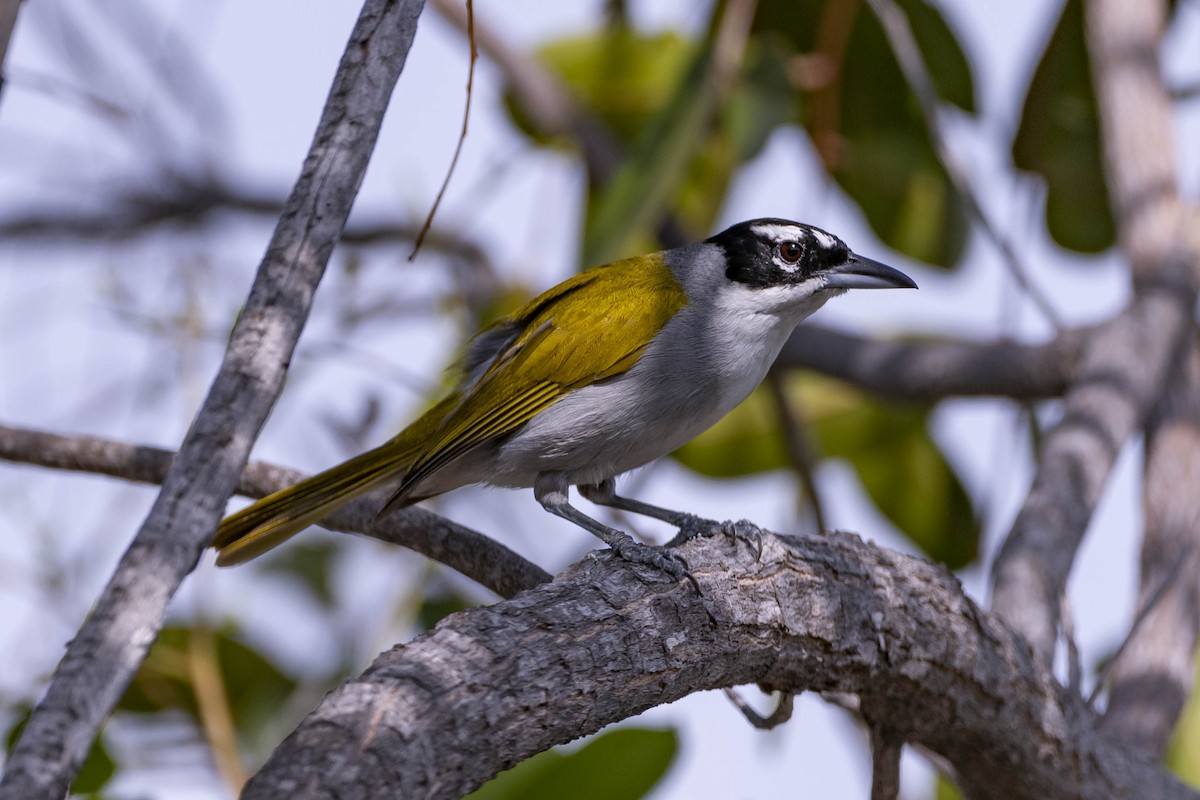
0, 0, 20, 97
189, 623, 248, 792
721, 688, 795, 730
869, 724, 902, 800
410, 0, 476, 260
779, 324, 1087, 402
1088, 541, 1198, 708
766, 369, 828, 533
1059, 591, 1082, 695
865, 0, 1064, 329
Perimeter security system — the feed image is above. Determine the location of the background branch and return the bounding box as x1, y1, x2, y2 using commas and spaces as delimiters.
1101, 335, 1200, 755
989, 0, 1198, 661
0, 423, 550, 599
778, 323, 1085, 401
0, 2, 428, 797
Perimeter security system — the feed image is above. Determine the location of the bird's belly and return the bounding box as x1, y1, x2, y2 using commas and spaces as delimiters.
491, 344, 777, 487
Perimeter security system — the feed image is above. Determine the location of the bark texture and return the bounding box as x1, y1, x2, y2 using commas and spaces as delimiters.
242, 530, 1197, 800
0, 2, 427, 797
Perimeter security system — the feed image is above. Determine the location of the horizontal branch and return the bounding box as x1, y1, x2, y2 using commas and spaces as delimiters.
0, 180, 492, 266
241, 528, 1197, 800
778, 324, 1085, 401
0, 423, 549, 598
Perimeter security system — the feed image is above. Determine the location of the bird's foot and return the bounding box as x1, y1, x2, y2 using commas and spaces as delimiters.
663, 513, 722, 547
722, 519, 765, 560
663, 516, 763, 559
607, 531, 700, 594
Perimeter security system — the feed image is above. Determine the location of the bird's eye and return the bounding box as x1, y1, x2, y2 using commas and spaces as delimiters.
779, 241, 803, 264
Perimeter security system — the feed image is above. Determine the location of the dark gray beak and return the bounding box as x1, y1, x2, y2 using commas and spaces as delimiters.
823, 253, 917, 290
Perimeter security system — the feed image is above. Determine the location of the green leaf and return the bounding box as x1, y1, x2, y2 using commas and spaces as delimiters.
668, 42, 797, 241
935, 773, 965, 800
533, 30, 695, 145
1167, 659, 1200, 787
896, 0, 975, 113
581, 37, 720, 265
754, 0, 975, 267
467, 727, 678, 800
674, 375, 979, 568
118, 625, 297, 744
6, 707, 116, 794
672, 384, 789, 478
416, 589, 474, 632
1012, 0, 1113, 253
836, 129, 967, 267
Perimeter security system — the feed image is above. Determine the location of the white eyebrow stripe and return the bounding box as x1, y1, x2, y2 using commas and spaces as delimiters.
750, 223, 805, 242
810, 228, 838, 249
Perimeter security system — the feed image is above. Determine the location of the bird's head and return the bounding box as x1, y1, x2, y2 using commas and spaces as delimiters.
691, 218, 916, 320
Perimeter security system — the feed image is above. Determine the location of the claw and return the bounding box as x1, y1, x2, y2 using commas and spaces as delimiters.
607, 533, 703, 594
723, 519, 765, 560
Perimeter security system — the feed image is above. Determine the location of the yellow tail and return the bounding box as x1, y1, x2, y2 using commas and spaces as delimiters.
213, 397, 457, 566
212, 445, 408, 565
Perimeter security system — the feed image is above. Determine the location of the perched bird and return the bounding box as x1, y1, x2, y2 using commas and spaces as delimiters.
212, 218, 915, 576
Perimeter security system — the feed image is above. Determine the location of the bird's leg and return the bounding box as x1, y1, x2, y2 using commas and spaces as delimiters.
580, 479, 764, 555
535, 474, 696, 587
578, 478, 718, 542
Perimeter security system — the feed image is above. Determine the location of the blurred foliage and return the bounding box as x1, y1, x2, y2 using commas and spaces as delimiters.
416, 588, 475, 631
259, 539, 340, 607
935, 773, 965, 800
674, 373, 979, 568
1012, 0, 1114, 253
6, 707, 116, 795
755, 0, 974, 267
518, 0, 977, 268
118, 625, 297, 750
466, 727, 677, 800
1167, 655, 1200, 787
9, 0, 1169, 792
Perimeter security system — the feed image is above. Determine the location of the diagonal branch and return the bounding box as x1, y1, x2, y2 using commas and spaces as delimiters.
0, 423, 550, 598
238, 529, 1200, 800
0, 2, 428, 798
989, 0, 1199, 661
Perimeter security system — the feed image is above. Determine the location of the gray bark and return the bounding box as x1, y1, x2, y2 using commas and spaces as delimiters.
241, 529, 1198, 800
0, 423, 549, 598
1102, 337, 1200, 754
990, 0, 1199, 660
0, 2, 426, 797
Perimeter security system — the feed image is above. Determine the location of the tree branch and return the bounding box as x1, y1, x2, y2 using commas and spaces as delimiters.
0, 422, 550, 599
989, 0, 1199, 661
239, 529, 1199, 800
778, 324, 1086, 401
0, 0, 21, 98
0, 3, 428, 797
1101, 334, 1200, 755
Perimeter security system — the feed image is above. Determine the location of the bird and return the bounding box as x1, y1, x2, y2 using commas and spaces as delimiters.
212, 218, 916, 577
